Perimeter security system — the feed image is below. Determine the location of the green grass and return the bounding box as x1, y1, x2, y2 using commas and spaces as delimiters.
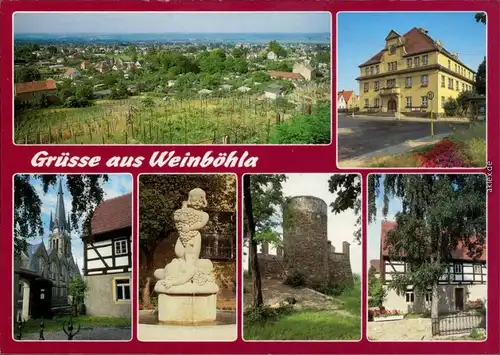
337, 280, 361, 316
22, 316, 131, 334
244, 310, 360, 340
244, 279, 361, 340
367, 122, 486, 168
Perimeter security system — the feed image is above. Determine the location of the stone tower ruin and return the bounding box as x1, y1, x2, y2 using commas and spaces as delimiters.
283, 196, 329, 285
257, 195, 354, 287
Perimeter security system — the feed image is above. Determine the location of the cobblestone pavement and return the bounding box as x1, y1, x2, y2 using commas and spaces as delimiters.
20, 326, 132, 340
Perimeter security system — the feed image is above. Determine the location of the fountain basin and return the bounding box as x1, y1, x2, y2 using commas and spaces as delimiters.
158, 293, 217, 323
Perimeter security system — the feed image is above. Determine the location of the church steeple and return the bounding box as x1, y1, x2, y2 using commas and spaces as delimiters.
51, 179, 70, 234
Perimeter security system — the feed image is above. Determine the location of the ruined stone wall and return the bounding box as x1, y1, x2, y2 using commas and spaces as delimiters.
283, 196, 329, 285
255, 196, 353, 287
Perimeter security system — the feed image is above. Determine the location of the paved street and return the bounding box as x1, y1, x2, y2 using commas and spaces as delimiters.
337, 114, 469, 160
20, 326, 131, 340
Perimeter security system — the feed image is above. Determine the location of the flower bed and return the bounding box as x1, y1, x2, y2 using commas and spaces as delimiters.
466, 299, 485, 310
416, 140, 466, 168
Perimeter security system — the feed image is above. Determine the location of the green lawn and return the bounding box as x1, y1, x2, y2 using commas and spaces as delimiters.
244, 310, 360, 340
244, 279, 361, 340
22, 316, 131, 334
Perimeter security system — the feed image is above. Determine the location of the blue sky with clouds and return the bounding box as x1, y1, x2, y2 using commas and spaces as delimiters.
27, 174, 133, 272
14, 12, 331, 34
337, 12, 486, 93
367, 175, 403, 266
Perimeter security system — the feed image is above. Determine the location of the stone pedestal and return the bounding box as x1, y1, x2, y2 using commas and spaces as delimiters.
158, 293, 217, 323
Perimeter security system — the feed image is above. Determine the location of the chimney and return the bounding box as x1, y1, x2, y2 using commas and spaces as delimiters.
342, 241, 350, 258
261, 241, 269, 255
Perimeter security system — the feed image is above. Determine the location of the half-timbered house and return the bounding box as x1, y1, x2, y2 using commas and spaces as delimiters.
378, 220, 487, 314
83, 193, 132, 318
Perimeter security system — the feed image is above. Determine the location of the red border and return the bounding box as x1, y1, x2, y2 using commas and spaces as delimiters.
1, 1, 499, 354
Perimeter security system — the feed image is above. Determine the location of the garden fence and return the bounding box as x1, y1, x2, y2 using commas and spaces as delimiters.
431, 310, 485, 336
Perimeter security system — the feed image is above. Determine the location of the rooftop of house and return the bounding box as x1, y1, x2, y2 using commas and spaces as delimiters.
380, 220, 486, 262
91, 193, 132, 236
15, 79, 57, 94
268, 71, 304, 80
338, 90, 355, 103
360, 27, 475, 72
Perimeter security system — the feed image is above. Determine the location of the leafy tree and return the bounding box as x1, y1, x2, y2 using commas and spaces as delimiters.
14, 67, 41, 83
47, 46, 58, 56
443, 97, 459, 116
368, 266, 386, 308
243, 174, 287, 307
14, 175, 109, 257
252, 71, 270, 83
268, 40, 287, 58
475, 58, 486, 96
328, 174, 361, 244
232, 46, 248, 58
315, 50, 330, 64
475, 12, 486, 24
75, 84, 94, 101
69, 276, 88, 306
367, 174, 486, 319
269, 103, 330, 144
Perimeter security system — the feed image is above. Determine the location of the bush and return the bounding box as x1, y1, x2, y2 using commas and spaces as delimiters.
310, 281, 347, 297
268, 103, 330, 144
244, 304, 293, 325
283, 270, 306, 288
443, 98, 460, 116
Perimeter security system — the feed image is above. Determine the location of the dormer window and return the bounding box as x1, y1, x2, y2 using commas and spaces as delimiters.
389, 45, 396, 54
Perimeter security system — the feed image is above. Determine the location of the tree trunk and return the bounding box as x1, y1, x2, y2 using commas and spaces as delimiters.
142, 277, 152, 309
140, 243, 156, 309
243, 175, 263, 308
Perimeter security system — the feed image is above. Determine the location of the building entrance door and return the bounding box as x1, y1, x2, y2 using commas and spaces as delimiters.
455, 288, 464, 311
387, 98, 397, 112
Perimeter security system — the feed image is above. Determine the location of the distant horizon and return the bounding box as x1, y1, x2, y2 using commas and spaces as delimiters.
16, 31, 330, 35
14, 12, 331, 34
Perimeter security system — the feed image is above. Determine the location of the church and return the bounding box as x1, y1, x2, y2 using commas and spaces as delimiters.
15, 180, 81, 320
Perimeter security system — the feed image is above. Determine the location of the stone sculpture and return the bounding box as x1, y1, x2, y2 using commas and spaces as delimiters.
154, 188, 219, 323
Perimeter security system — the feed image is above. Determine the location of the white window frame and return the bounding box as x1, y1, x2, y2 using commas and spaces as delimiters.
454, 263, 463, 274
114, 239, 128, 256
115, 279, 131, 301
425, 290, 432, 302
405, 292, 415, 303
473, 264, 482, 274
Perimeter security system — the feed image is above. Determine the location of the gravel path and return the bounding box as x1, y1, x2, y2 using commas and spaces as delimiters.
20, 326, 132, 340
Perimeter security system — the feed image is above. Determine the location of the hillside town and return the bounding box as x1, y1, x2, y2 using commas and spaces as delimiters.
14, 41, 330, 107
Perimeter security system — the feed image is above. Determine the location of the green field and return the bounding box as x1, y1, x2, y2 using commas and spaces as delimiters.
15, 95, 303, 144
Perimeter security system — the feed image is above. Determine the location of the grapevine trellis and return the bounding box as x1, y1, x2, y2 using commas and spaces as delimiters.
15, 95, 313, 144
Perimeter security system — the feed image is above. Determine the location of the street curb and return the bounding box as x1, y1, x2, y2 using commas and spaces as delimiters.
347, 115, 470, 123
338, 133, 449, 167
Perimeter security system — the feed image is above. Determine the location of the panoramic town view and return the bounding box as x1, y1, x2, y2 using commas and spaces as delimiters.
13, 12, 331, 145
337, 12, 486, 168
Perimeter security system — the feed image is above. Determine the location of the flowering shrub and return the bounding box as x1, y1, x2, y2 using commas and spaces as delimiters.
372, 309, 401, 317
466, 299, 485, 310
416, 140, 466, 168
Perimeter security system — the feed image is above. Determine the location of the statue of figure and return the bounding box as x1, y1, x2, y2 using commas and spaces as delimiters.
154, 188, 218, 294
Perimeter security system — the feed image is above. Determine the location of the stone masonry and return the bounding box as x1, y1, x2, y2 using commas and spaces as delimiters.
258, 196, 353, 286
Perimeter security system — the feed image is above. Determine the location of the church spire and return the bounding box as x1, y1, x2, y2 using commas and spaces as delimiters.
52, 179, 70, 234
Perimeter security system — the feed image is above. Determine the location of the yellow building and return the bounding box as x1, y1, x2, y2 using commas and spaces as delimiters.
357, 28, 476, 116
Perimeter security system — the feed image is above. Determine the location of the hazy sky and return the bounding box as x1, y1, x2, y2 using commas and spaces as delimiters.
337, 12, 486, 93
243, 173, 362, 275
14, 12, 331, 34
27, 174, 133, 273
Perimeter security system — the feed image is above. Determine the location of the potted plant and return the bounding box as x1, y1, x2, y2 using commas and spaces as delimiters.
372, 308, 404, 322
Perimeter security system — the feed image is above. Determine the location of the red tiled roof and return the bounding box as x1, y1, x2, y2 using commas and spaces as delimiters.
338, 90, 354, 103
369, 259, 381, 273
91, 193, 132, 235
360, 27, 474, 72
268, 71, 303, 80
15, 79, 57, 94
381, 220, 486, 262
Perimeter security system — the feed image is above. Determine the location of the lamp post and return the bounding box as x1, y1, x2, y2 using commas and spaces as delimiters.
427, 91, 435, 138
